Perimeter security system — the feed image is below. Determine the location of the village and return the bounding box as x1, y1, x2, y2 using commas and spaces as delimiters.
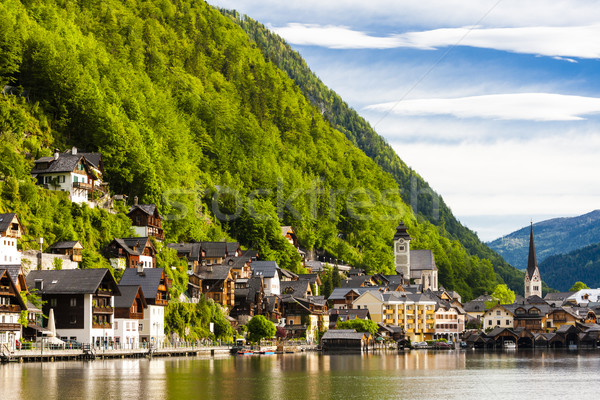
2, 148, 600, 361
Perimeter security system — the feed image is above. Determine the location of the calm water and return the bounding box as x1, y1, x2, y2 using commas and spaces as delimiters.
2, 350, 599, 399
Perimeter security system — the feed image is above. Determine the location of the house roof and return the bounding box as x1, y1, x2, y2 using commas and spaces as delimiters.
223, 256, 250, 269
128, 204, 162, 219
167, 242, 202, 262
328, 287, 382, 301
197, 265, 232, 281
328, 308, 370, 319
0, 213, 18, 233
252, 261, 279, 278
26, 269, 119, 295
544, 292, 572, 301
1, 264, 23, 286
32, 152, 102, 175
113, 237, 154, 256
114, 285, 147, 309
409, 250, 437, 271
393, 221, 411, 241
298, 273, 321, 285
322, 329, 367, 340
281, 280, 310, 296
48, 241, 83, 250
119, 268, 165, 300
341, 275, 375, 288
304, 260, 323, 271
462, 300, 487, 313
198, 242, 229, 258
0, 269, 27, 309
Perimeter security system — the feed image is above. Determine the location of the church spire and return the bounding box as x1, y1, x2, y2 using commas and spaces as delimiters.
526, 222, 538, 279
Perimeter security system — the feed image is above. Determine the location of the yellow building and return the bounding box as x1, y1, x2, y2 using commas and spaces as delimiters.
353, 291, 437, 341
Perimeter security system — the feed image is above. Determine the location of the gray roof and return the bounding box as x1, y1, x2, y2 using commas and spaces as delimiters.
462, 300, 487, 313
119, 268, 165, 300
114, 285, 146, 309
544, 292, 572, 301
198, 242, 230, 258
128, 204, 162, 219
48, 241, 82, 250
223, 256, 250, 269
0, 213, 17, 233
281, 280, 310, 296
304, 260, 323, 271
113, 237, 153, 256
328, 308, 370, 319
167, 242, 202, 262
197, 265, 232, 281
298, 273, 320, 285
322, 329, 367, 340
328, 287, 382, 301
26, 269, 119, 295
526, 224, 539, 279
341, 275, 375, 288
409, 250, 437, 271
32, 152, 102, 174
1, 265, 22, 286
252, 261, 279, 278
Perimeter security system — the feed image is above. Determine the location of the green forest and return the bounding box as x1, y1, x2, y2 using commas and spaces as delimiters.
539, 243, 600, 291
0, 0, 525, 300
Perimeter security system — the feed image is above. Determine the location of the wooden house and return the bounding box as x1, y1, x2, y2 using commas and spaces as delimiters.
25, 268, 120, 345
196, 264, 235, 309
31, 147, 107, 204
47, 241, 84, 262
321, 329, 372, 352
106, 237, 156, 269
119, 268, 169, 343
0, 268, 27, 350
127, 199, 165, 241
0, 213, 23, 276
230, 276, 264, 322
113, 285, 147, 349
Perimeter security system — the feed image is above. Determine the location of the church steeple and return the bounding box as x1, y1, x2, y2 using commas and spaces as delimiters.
524, 222, 542, 298
526, 222, 538, 279
393, 220, 411, 282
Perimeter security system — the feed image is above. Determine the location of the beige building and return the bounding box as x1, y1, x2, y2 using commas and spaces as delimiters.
482, 304, 514, 330
353, 291, 437, 341
434, 303, 466, 341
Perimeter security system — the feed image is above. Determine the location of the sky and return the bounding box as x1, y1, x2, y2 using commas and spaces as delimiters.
208, 0, 600, 241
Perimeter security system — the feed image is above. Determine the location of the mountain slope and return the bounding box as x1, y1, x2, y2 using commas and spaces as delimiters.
488, 210, 600, 270
0, 0, 511, 300
219, 9, 525, 293
539, 243, 600, 291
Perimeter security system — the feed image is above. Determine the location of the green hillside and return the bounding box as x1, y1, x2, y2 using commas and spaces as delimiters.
219, 10, 525, 293
0, 0, 515, 300
539, 242, 600, 291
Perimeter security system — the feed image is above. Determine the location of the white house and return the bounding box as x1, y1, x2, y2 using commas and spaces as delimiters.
564, 289, 600, 306
0, 268, 27, 351
251, 261, 280, 296
114, 285, 147, 349
482, 303, 515, 330
0, 213, 22, 269
31, 147, 107, 205
119, 268, 169, 343
26, 269, 121, 346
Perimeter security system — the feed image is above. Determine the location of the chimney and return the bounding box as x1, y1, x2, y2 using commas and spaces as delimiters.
134, 196, 138, 206
53, 149, 60, 160
137, 263, 145, 275
72, 146, 77, 155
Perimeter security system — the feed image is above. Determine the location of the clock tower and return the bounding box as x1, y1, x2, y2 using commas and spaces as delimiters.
524, 222, 542, 298
394, 220, 411, 283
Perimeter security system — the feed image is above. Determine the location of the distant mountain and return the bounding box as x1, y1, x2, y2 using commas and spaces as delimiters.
488, 210, 600, 270
539, 243, 600, 291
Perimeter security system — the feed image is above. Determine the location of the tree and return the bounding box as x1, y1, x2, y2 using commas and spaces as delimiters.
337, 319, 379, 336
275, 326, 287, 340
247, 315, 276, 345
570, 281, 590, 292
485, 284, 515, 309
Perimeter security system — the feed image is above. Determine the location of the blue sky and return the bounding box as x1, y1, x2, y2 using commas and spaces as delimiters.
208, 0, 600, 241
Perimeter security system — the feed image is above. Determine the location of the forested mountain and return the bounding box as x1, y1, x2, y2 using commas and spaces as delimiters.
488, 210, 600, 270
539, 243, 600, 291
0, 0, 521, 300
219, 10, 526, 293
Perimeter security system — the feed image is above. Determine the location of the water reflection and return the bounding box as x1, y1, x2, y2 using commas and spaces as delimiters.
2, 350, 600, 400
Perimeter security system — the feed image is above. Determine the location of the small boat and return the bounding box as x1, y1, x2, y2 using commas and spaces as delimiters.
503, 341, 516, 349
237, 350, 253, 355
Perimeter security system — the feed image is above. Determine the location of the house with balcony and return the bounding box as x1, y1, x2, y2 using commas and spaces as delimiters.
47, 241, 84, 263
0, 268, 27, 351
119, 268, 169, 343
434, 301, 466, 341
353, 291, 437, 341
545, 307, 581, 330
113, 285, 147, 349
230, 276, 265, 323
25, 269, 120, 345
328, 287, 383, 309
251, 261, 281, 296
106, 237, 156, 270
127, 199, 165, 241
0, 213, 23, 272
282, 294, 328, 343
31, 147, 107, 205
195, 264, 235, 309
482, 303, 515, 330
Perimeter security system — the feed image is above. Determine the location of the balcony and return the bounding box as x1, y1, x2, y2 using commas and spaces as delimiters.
93, 306, 113, 314
426, 309, 435, 314
0, 285, 12, 295
95, 289, 113, 297
0, 304, 21, 313
426, 318, 435, 324
155, 299, 169, 306
130, 312, 144, 319
406, 318, 415, 324
0, 323, 22, 331
384, 318, 395, 324
384, 309, 394, 315
73, 181, 93, 191
92, 323, 112, 329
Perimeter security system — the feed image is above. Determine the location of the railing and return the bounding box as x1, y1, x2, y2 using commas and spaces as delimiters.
92, 323, 113, 329
0, 285, 12, 294
73, 182, 93, 191
0, 304, 20, 312
0, 323, 21, 331
93, 306, 113, 314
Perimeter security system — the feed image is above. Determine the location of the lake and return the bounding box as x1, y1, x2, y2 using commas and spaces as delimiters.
1, 350, 599, 399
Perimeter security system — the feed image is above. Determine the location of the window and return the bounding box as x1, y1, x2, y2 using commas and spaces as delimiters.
506, 320, 511, 326
488, 320, 492, 326
139, 323, 143, 332
70, 298, 77, 307
70, 314, 77, 325
496, 310, 501, 315
496, 320, 500, 325
50, 298, 57, 307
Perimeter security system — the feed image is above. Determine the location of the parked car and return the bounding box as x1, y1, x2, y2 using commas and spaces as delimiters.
413, 341, 429, 349
433, 341, 452, 349
460, 341, 468, 349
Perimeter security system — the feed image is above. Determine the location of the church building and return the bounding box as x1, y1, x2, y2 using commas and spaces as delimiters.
524, 223, 542, 298
393, 221, 438, 292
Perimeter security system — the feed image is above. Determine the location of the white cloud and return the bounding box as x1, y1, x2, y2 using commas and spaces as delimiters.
365, 93, 600, 121
272, 23, 600, 59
